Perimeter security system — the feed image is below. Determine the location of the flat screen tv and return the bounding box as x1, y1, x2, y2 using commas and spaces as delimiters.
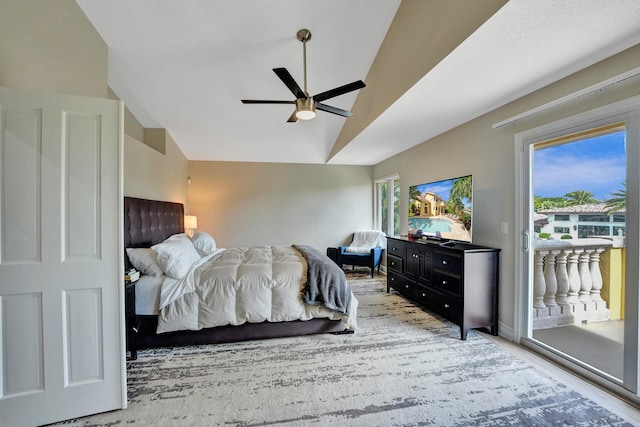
408, 175, 473, 243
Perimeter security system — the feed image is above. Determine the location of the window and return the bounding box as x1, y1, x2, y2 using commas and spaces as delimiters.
554, 227, 570, 234
555, 214, 570, 221
578, 225, 611, 238
613, 214, 625, 222
375, 175, 400, 236
578, 214, 609, 222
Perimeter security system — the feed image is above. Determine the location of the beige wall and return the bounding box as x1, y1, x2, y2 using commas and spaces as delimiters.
374, 44, 640, 336
124, 132, 189, 206
0, 0, 108, 98
188, 161, 373, 250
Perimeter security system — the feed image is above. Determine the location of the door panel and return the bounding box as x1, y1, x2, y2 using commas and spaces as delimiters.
0, 87, 124, 426
2, 108, 41, 263
1, 293, 44, 397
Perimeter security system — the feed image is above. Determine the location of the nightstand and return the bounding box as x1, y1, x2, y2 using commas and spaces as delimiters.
125, 280, 138, 360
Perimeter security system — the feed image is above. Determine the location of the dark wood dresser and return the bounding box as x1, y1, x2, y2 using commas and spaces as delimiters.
386, 236, 500, 340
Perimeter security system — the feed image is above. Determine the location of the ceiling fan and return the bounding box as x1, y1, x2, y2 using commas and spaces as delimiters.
241, 29, 366, 122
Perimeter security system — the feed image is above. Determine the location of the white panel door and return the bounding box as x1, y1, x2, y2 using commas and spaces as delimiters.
0, 87, 125, 426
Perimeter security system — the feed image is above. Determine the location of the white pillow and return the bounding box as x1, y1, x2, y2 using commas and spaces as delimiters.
126, 247, 164, 277
190, 231, 217, 257
152, 233, 201, 279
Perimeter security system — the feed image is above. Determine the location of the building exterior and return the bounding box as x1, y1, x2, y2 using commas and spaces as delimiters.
411, 192, 446, 217
536, 203, 625, 240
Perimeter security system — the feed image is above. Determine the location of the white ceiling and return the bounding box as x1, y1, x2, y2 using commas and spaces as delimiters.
76, 0, 640, 166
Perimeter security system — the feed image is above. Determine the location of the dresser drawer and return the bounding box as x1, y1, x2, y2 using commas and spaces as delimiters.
387, 240, 405, 255
425, 289, 461, 323
431, 270, 461, 296
388, 272, 416, 298
414, 283, 432, 304
387, 254, 403, 273
432, 250, 462, 274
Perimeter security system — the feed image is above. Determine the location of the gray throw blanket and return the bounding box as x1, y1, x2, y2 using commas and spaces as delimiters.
293, 244, 351, 316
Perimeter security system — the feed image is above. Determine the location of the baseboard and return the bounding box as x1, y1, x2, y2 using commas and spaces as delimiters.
497, 321, 515, 342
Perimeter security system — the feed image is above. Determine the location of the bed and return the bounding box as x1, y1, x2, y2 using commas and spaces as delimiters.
124, 197, 357, 354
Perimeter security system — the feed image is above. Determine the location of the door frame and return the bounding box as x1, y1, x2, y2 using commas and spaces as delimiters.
514, 94, 640, 400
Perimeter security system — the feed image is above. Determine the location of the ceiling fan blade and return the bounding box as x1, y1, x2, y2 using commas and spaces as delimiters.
287, 110, 299, 123
316, 103, 353, 117
241, 100, 296, 104
273, 68, 306, 99
313, 80, 365, 103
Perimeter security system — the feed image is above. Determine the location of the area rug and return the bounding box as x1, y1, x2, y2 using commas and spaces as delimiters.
58, 270, 631, 426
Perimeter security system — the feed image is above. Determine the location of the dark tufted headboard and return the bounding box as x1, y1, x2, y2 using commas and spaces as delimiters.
124, 197, 184, 268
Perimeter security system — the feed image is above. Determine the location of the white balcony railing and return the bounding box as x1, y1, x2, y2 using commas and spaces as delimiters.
533, 238, 615, 330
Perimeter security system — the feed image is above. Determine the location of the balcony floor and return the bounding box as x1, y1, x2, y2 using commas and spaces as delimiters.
533, 320, 624, 379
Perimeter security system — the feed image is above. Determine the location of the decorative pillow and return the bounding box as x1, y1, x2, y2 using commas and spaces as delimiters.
190, 231, 217, 257
152, 233, 201, 279
126, 247, 164, 277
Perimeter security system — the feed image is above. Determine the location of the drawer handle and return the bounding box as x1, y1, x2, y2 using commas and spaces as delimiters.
442, 260, 448, 265
405, 285, 409, 289
391, 277, 395, 281
444, 303, 450, 308
421, 293, 427, 297
442, 280, 448, 285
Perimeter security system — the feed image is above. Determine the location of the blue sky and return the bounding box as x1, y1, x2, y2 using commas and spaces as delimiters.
533, 130, 626, 201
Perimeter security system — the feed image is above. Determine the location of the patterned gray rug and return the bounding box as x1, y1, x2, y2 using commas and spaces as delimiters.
59, 270, 631, 426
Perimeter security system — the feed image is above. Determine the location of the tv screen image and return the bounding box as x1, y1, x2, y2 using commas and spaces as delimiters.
408, 175, 472, 243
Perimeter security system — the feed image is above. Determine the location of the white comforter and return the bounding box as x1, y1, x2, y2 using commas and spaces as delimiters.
157, 245, 358, 333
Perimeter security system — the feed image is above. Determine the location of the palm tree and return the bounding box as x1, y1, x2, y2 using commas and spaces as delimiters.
381, 180, 402, 235
605, 181, 626, 214
393, 181, 401, 235
409, 186, 422, 202
408, 185, 422, 217
563, 190, 599, 206
381, 182, 389, 234
450, 176, 473, 203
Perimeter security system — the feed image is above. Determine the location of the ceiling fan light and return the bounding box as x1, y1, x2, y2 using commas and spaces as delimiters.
295, 98, 316, 120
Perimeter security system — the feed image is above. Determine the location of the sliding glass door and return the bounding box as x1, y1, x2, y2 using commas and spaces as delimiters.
515, 96, 640, 397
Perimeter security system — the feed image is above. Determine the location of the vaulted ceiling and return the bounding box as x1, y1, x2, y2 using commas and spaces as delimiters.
76, 0, 640, 165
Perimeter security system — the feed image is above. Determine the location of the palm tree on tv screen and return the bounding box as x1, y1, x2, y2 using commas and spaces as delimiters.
450, 176, 472, 203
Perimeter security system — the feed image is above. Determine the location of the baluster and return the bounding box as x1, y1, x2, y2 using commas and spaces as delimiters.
555, 250, 569, 305
543, 250, 558, 307
533, 250, 546, 309
578, 250, 593, 303
566, 250, 581, 304
589, 248, 605, 302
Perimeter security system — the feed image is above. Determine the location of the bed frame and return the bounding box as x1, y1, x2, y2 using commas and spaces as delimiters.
124, 196, 348, 351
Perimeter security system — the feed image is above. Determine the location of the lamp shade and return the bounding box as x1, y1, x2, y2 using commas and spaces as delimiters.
184, 215, 198, 230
